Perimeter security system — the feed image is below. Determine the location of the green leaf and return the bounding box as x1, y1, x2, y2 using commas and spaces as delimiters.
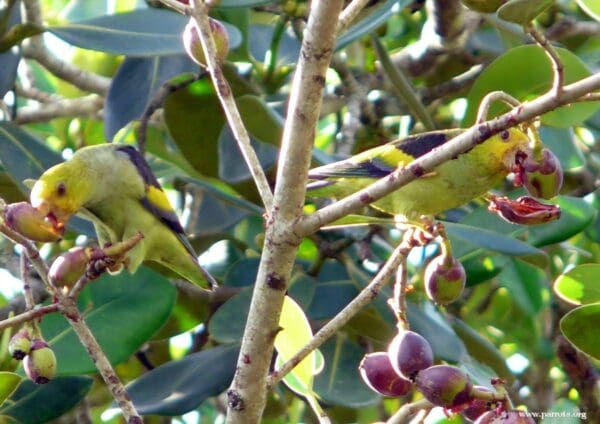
40, 267, 177, 374
554, 264, 600, 306
337, 0, 411, 50
126, 344, 239, 415
0, 372, 21, 407
463, 45, 600, 128
313, 337, 378, 408
528, 196, 596, 247
407, 302, 468, 362
559, 303, 600, 360
48, 9, 241, 56
217, 0, 277, 7
209, 287, 252, 343
497, 0, 553, 25
445, 222, 546, 260
539, 126, 584, 170
275, 296, 318, 396
0, 376, 93, 424
0, 122, 63, 192
498, 259, 546, 315
575, 0, 600, 22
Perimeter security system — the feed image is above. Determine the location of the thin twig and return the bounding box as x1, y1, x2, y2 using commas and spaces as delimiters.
15, 94, 104, 124
19, 255, 35, 310
189, 0, 274, 211
267, 241, 408, 388
386, 398, 433, 424
527, 24, 564, 97
337, 0, 371, 34
475, 91, 521, 124
297, 72, 600, 235
0, 303, 59, 331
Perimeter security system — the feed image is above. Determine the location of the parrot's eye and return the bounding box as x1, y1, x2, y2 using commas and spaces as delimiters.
56, 182, 66, 197
500, 130, 510, 142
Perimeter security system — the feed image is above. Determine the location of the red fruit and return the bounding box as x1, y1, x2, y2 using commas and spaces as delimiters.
359, 352, 413, 397
424, 255, 466, 305
488, 195, 560, 225
463, 386, 495, 421
475, 410, 535, 423
182, 17, 229, 67
415, 365, 473, 408
23, 339, 57, 384
49, 246, 90, 287
519, 148, 563, 199
388, 331, 434, 380
3, 202, 63, 242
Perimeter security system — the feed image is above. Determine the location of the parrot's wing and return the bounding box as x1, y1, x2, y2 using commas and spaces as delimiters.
115, 146, 199, 259
309, 131, 456, 180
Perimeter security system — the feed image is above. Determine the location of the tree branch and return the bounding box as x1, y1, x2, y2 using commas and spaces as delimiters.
224, 1, 345, 422
297, 72, 600, 235
15, 94, 104, 124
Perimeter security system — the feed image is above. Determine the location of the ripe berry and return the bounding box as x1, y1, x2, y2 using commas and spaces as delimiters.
415, 365, 473, 408
24, 339, 57, 384
424, 255, 466, 305
359, 352, 413, 397
388, 331, 434, 380
8, 328, 33, 360
49, 246, 90, 287
463, 386, 495, 421
4, 202, 63, 242
488, 195, 560, 225
182, 17, 229, 67
519, 148, 563, 199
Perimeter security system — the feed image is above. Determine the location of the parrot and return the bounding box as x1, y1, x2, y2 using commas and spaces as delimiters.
29, 143, 216, 290
307, 128, 532, 218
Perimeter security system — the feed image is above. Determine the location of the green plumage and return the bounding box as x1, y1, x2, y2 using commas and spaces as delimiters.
308, 129, 531, 218
30, 144, 215, 289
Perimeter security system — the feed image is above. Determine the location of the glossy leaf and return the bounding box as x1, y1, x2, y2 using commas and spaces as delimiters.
559, 303, 600, 360
528, 196, 596, 247
407, 302, 468, 363
497, 0, 553, 24
209, 287, 252, 343
104, 55, 196, 139
0, 377, 93, 424
48, 9, 241, 56
307, 262, 359, 320
126, 344, 239, 415
40, 267, 176, 374
554, 264, 600, 306
313, 337, 378, 407
498, 259, 546, 315
337, 0, 410, 50
275, 296, 317, 396
576, 0, 600, 21
464, 45, 600, 128
0, 122, 63, 189
445, 222, 546, 259
248, 24, 300, 63
224, 258, 260, 287
0, 372, 21, 407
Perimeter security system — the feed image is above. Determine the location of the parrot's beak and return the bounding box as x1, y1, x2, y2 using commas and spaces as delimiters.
29, 182, 69, 235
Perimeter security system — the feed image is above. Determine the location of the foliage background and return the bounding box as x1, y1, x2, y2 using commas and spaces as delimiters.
0, 0, 598, 423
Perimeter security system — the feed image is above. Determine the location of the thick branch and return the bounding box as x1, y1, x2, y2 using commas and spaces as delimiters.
15, 94, 104, 124
22, 0, 110, 95
225, 1, 345, 423
298, 72, 600, 235
189, 0, 273, 210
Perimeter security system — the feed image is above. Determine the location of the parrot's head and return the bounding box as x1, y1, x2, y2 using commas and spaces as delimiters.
475, 127, 532, 173
30, 160, 93, 231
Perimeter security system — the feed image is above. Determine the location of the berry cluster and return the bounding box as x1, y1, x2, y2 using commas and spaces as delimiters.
9, 327, 57, 385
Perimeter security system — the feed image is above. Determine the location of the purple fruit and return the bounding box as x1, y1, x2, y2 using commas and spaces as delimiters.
463, 386, 495, 421
474, 410, 536, 424
359, 352, 413, 397
415, 365, 473, 408
520, 148, 563, 199
388, 331, 434, 380
424, 255, 466, 305
49, 246, 90, 287
23, 339, 56, 384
